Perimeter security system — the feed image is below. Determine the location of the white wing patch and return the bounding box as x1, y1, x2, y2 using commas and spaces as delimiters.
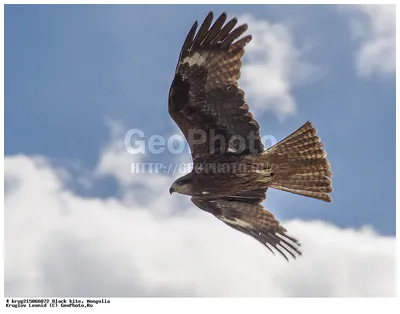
219, 216, 252, 228
254, 169, 273, 176
182, 52, 208, 67
254, 167, 274, 182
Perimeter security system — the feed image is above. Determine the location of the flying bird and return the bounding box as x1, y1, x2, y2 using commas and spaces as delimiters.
168, 12, 332, 260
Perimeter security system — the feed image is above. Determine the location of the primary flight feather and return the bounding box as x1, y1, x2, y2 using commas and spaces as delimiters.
168, 12, 333, 260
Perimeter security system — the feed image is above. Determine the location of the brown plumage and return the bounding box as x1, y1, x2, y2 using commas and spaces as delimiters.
168, 12, 332, 260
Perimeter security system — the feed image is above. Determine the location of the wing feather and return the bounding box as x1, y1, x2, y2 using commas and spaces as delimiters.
192, 12, 214, 50
211, 17, 238, 45
177, 21, 198, 68
220, 24, 248, 49
169, 12, 264, 161
191, 192, 302, 260
201, 13, 227, 46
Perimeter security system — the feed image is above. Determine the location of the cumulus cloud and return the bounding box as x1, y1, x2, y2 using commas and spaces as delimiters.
340, 4, 395, 77
4, 136, 395, 297
94, 119, 192, 217
238, 14, 319, 119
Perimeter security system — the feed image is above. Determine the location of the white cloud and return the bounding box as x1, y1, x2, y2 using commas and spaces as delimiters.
238, 14, 319, 119
340, 4, 395, 77
94, 119, 192, 217
4, 139, 395, 297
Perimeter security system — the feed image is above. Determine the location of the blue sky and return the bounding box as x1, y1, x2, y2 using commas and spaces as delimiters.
5, 4, 395, 235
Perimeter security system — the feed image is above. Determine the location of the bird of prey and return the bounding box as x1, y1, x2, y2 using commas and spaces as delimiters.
168, 12, 332, 260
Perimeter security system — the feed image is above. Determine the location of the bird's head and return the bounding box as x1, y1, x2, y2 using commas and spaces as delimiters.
169, 173, 195, 196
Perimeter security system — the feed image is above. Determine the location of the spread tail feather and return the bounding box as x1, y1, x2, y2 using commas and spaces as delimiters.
264, 121, 333, 202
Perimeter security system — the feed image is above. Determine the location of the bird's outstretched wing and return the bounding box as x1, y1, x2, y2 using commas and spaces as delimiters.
169, 12, 264, 161
191, 189, 302, 260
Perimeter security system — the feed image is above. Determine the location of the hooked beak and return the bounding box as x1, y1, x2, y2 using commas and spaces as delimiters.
169, 187, 175, 195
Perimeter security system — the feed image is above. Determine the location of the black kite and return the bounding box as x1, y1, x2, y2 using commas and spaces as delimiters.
168, 12, 332, 260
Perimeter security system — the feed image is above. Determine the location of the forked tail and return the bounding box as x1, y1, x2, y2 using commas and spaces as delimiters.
264, 121, 333, 202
